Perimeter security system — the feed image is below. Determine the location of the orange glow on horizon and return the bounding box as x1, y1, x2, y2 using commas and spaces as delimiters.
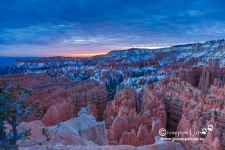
60, 53, 107, 57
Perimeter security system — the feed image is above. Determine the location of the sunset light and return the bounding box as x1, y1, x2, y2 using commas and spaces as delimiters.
61, 53, 107, 57
1, 1, 224, 56
0, 0, 225, 149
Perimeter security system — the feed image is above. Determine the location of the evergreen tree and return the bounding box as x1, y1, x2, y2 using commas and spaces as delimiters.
0, 85, 40, 149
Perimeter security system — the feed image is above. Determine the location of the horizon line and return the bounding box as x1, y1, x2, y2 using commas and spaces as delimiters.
1, 39, 222, 58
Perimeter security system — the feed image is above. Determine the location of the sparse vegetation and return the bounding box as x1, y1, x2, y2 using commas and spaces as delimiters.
42, 128, 50, 142
0, 85, 40, 149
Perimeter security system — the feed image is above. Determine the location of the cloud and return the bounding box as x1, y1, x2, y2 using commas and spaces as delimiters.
0, 0, 225, 56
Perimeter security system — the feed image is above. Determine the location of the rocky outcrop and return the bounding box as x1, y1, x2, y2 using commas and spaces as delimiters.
0, 74, 70, 90
36, 81, 107, 126
0, 75, 107, 126
173, 59, 222, 90
161, 77, 225, 149
19, 140, 183, 150
42, 101, 73, 126
176, 103, 222, 150
198, 59, 221, 90
174, 67, 203, 87
104, 85, 166, 146
19, 106, 108, 147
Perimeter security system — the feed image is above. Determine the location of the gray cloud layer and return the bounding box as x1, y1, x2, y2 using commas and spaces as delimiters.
0, 0, 225, 55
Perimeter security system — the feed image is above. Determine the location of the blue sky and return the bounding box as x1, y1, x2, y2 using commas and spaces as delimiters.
0, 0, 225, 56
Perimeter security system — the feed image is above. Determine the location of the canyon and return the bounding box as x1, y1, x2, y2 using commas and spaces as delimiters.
1, 39, 225, 149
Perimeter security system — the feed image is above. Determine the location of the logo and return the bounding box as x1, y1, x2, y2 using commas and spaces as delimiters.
159, 125, 214, 137
159, 128, 166, 136
201, 128, 207, 134
207, 125, 213, 131
201, 124, 214, 134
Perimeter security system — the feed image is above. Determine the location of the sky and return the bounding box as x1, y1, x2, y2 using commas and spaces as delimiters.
0, 0, 225, 57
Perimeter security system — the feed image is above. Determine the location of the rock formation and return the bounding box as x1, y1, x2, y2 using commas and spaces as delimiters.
198, 59, 221, 90
0, 75, 107, 126
161, 77, 224, 149
19, 106, 108, 147
19, 140, 183, 150
104, 85, 166, 146
33, 80, 108, 126
3, 40, 225, 149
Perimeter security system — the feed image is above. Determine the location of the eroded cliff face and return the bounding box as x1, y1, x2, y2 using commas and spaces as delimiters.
0, 75, 107, 126
36, 81, 107, 126
19, 90, 182, 150
2, 40, 225, 101
104, 85, 166, 146
104, 58, 225, 149
157, 70, 225, 149
162, 79, 223, 150
38, 81, 107, 126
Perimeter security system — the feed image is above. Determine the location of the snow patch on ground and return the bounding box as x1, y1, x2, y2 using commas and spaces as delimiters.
120, 75, 164, 92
